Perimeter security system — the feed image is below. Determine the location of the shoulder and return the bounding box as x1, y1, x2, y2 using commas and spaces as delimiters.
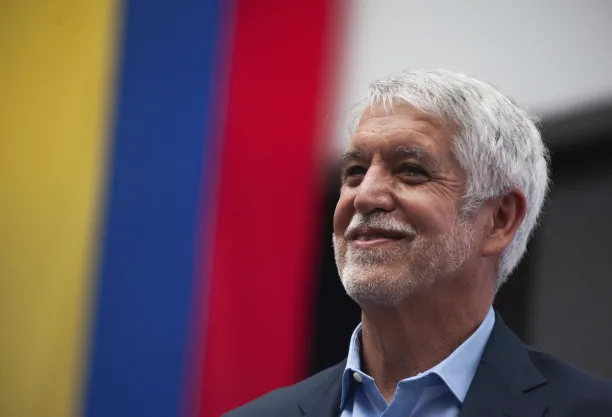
526, 348, 612, 414
223, 361, 345, 417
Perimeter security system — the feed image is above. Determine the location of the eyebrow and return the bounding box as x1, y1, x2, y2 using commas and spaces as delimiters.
342, 150, 363, 163
341, 146, 439, 169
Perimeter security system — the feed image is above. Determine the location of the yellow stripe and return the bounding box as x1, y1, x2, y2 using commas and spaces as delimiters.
0, 1, 119, 416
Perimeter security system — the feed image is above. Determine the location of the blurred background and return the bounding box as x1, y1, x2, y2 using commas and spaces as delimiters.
1, 1, 611, 417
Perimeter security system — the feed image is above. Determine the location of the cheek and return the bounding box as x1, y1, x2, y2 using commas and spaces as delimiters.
397, 190, 458, 233
333, 190, 354, 236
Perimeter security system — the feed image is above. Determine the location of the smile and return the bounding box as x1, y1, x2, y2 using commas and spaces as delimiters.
355, 235, 402, 241
347, 227, 410, 248
351, 236, 404, 248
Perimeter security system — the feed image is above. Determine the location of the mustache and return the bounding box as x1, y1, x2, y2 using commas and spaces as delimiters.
345, 212, 417, 239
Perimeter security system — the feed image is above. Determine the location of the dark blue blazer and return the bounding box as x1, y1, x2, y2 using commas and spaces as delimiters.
226, 313, 612, 417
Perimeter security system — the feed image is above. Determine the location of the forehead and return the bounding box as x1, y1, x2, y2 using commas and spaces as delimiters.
350, 104, 455, 153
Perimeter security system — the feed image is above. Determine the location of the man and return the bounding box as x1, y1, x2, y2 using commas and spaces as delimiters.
226, 70, 612, 416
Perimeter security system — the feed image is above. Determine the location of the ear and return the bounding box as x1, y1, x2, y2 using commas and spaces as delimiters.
481, 189, 527, 257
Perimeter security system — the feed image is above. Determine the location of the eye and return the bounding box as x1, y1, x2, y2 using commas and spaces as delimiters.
346, 165, 367, 177
397, 164, 429, 182
342, 165, 367, 185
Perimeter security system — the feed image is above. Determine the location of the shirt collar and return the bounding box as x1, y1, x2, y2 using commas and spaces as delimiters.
340, 306, 495, 409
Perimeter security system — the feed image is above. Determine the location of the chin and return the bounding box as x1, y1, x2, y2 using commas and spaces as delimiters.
340, 263, 420, 307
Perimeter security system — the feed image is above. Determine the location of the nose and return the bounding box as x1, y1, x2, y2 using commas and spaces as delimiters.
353, 166, 395, 214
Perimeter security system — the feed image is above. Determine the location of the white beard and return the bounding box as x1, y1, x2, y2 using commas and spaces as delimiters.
333, 213, 475, 307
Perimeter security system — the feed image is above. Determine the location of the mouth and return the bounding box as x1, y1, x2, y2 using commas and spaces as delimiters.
346, 227, 410, 248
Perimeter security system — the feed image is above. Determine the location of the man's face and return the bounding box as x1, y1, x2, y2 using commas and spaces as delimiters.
333, 104, 475, 306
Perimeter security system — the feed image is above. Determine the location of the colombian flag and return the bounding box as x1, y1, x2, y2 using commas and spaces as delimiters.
0, 1, 345, 416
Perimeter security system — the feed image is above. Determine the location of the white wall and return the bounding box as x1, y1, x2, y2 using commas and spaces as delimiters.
333, 0, 612, 153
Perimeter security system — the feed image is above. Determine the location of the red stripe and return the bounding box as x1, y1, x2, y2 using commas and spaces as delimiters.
199, 1, 342, 416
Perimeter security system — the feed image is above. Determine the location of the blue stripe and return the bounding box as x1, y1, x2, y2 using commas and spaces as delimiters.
84, 1, 224, 416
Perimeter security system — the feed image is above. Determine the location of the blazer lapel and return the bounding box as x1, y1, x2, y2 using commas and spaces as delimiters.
460, 312, 548, 417
298, 360, 345, 417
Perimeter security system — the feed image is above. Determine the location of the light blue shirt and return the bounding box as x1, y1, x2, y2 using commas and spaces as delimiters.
340, 307, 495, 417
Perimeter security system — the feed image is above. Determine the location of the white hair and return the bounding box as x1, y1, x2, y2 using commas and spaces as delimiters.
346, 69, 550, 288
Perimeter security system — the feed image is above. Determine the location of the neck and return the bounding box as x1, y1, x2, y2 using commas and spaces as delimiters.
359, 274, 494, 402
